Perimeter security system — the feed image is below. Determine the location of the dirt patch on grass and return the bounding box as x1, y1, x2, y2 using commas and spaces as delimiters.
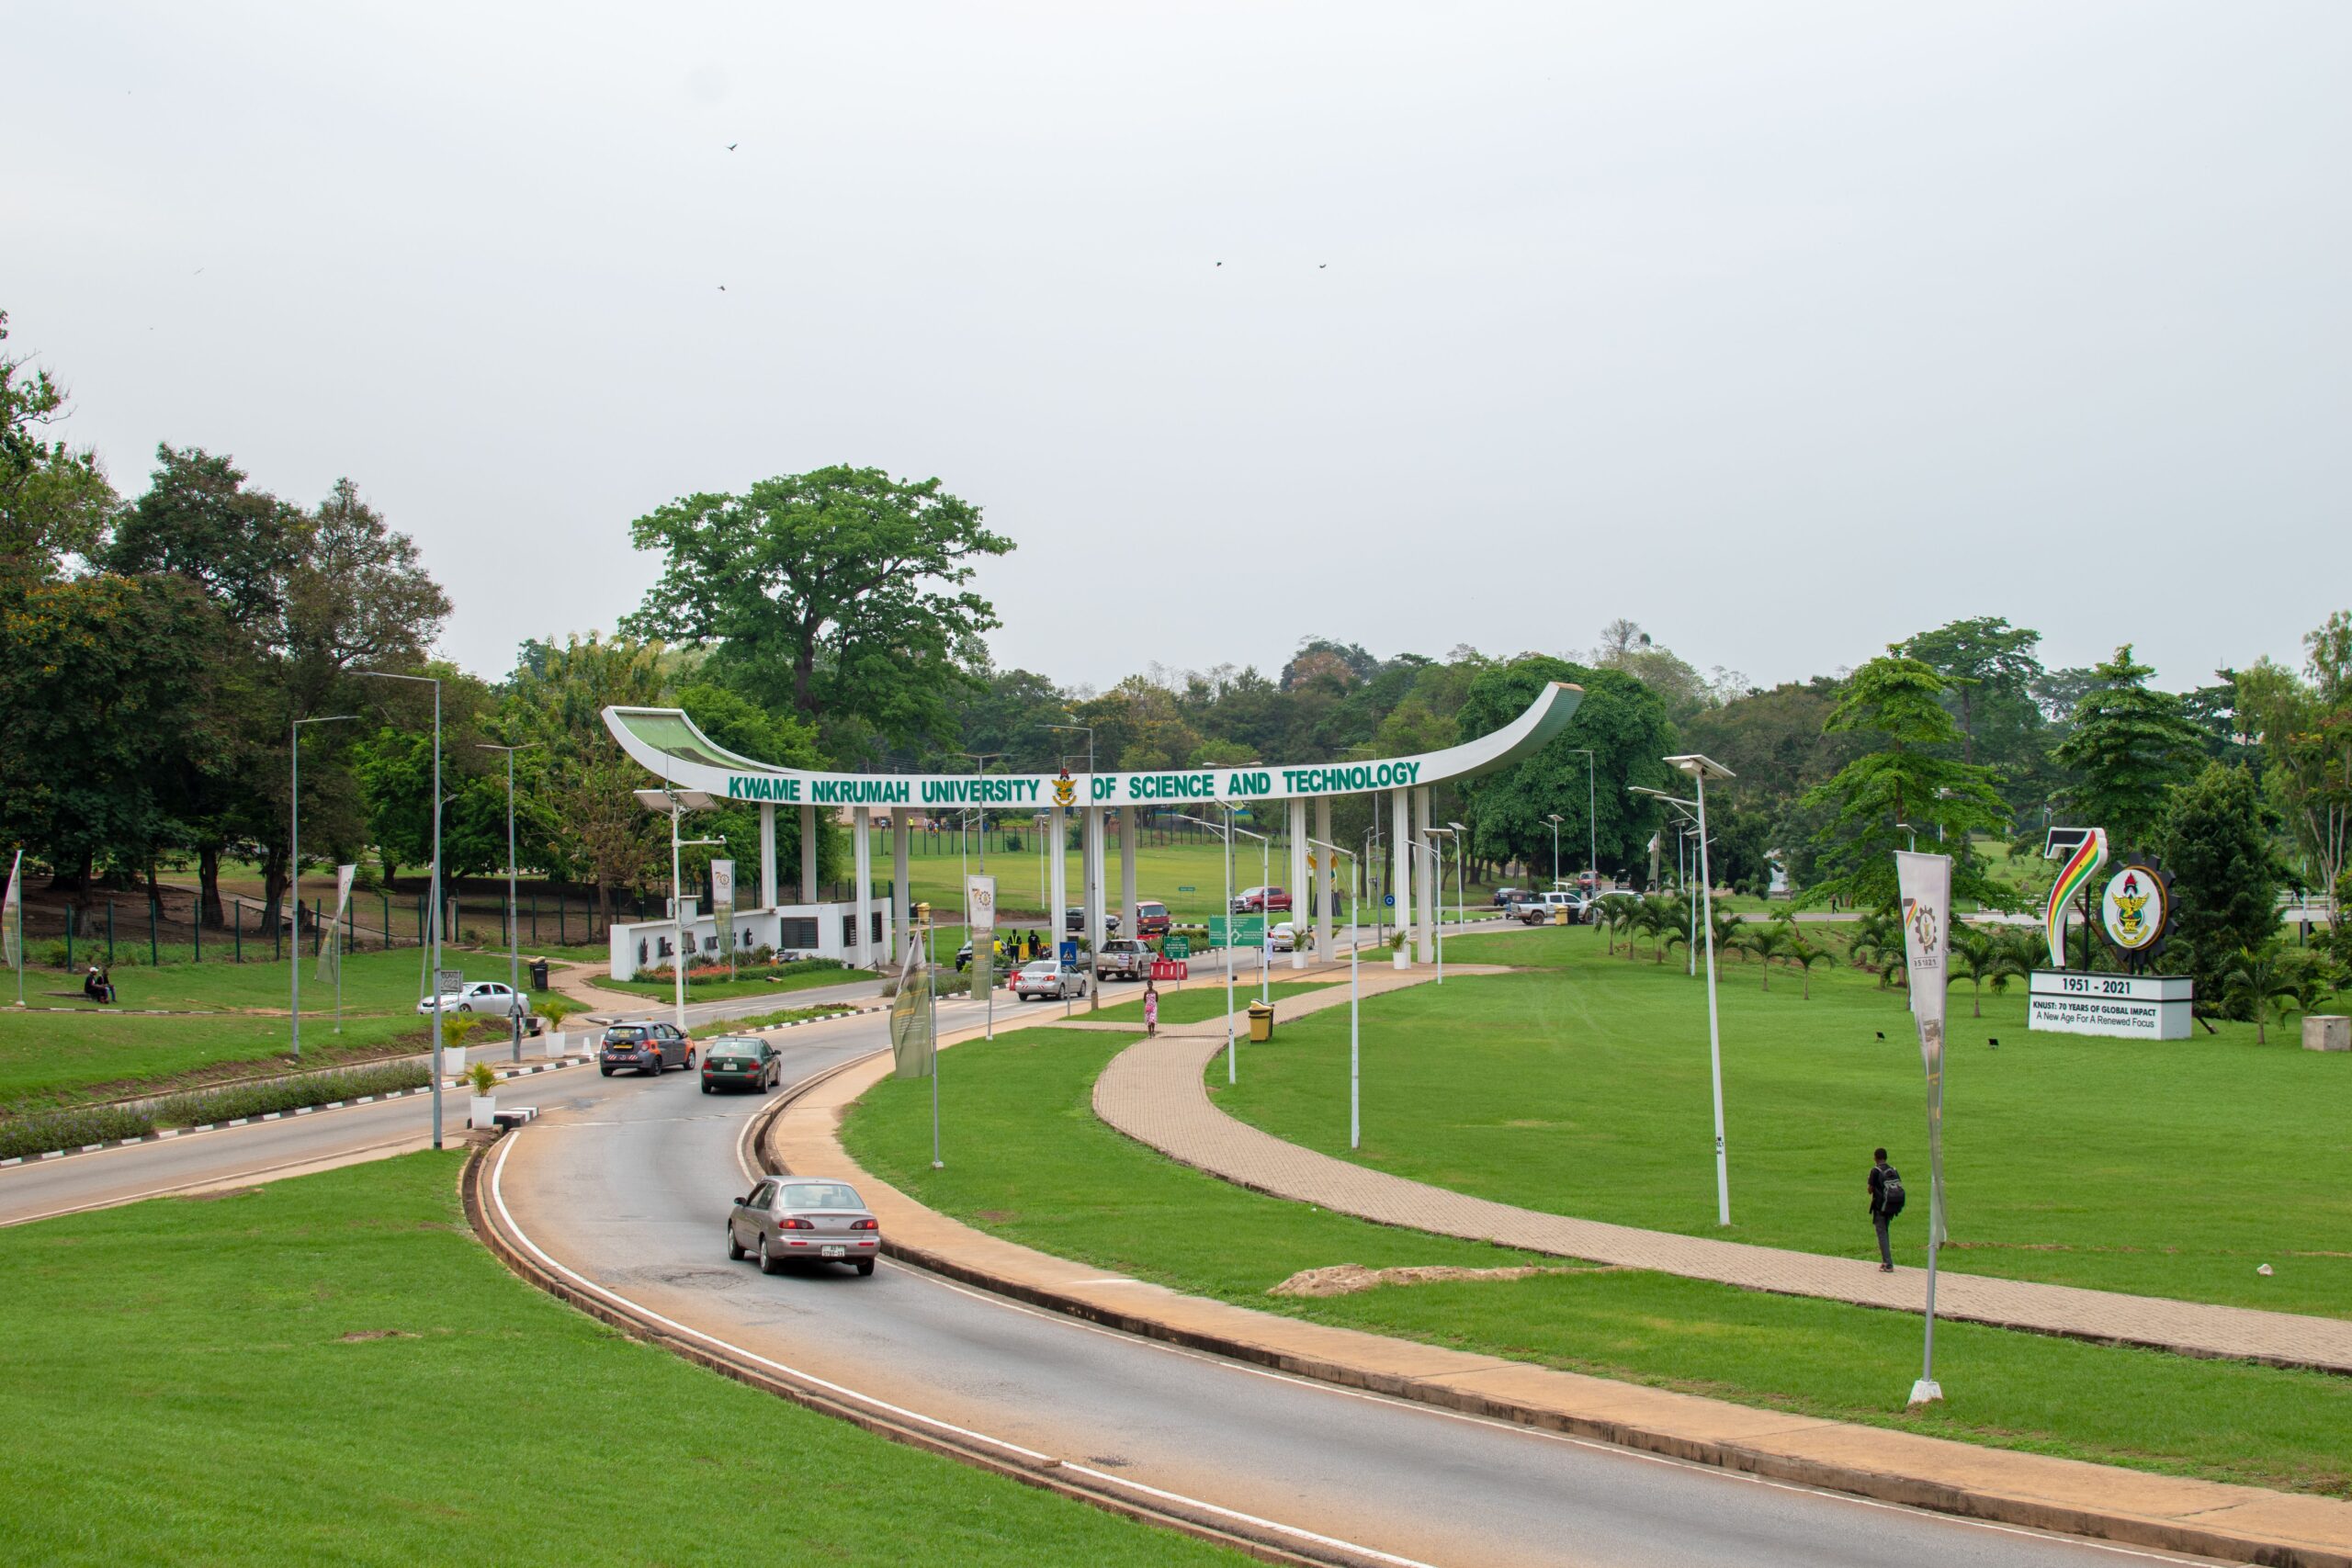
1268, 1263, 1602, 1298
336, 1329, 419, 1342
175, 1186, 263, 1202
973, 1209, 1019, 1224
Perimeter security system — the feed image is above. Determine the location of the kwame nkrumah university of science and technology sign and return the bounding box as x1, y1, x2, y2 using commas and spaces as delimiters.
601, 692, 1570, 814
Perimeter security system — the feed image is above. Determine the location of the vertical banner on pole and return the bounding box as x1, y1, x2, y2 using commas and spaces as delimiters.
1896, 848, 1952, 1405
966, 874, 997, 1037
4, 850, 22, 1005
710, 860, 737, 976
888, 940, 934, 1080
316, 866, 355, 984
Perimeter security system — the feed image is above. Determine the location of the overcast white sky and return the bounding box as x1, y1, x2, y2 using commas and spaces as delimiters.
9, 3, 2346, 694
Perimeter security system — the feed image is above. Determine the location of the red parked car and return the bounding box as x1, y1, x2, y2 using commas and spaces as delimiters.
1229, 886, 1293, 914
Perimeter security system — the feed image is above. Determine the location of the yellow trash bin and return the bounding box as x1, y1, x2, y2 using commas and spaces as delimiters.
1247, 1001, 1275, 1043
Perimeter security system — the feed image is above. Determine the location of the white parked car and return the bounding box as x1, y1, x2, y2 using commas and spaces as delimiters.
416, 980, 535, 1020
1268, 921, 1297, 953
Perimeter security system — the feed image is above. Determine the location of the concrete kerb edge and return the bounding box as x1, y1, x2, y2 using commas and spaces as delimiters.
458, 1100, 1356, 1568
775, 1031, 2352, 1568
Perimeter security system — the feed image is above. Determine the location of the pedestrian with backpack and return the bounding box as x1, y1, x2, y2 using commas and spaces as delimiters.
1869, 1146, 1905, 1271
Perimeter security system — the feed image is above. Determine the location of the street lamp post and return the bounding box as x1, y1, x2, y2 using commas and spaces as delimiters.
1570, 748, 1598, 897
357, 671, 444, 1149
1545, 812, 1563, 893
1309, 837, 1361, 1148
477, 742, 538, 1061
1670, 756, 1736, 1226
1896, 820, 1919, 852
633, 785, 721, 1034
289, 714, 356, 1064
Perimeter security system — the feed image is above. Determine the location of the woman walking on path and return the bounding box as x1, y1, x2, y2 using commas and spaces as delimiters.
1143, 980, 1159, 1037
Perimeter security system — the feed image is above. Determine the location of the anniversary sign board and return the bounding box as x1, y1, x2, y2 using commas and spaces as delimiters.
2029, 828, 2193, 1039
2027, 971, 2194, 1040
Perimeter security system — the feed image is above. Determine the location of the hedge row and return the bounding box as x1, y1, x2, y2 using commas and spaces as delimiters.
0, 1060, 433, 1163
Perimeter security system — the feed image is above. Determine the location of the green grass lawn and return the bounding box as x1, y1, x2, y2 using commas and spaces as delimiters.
1218, 923, 2352, 1317
20, 948, 461, 1015
0, 1010, 433, 1115
844, 1028, 2352, 1498
0, 1154, 1243, 1567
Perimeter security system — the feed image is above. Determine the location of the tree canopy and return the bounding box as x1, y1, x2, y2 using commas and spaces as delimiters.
2052, 645, 2206, 855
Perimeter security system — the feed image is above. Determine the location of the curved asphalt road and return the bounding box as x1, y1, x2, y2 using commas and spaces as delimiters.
492, 1004, 2214, 1568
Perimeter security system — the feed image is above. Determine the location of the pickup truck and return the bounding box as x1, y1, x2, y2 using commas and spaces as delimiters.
1093, 938, 1153, 981
1229, 886, 1293, 914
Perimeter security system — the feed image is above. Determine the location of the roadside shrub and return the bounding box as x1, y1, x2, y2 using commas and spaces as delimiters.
0, 1105, 153, 1162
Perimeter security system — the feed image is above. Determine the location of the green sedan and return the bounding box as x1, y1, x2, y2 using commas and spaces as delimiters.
699, 1035, 782, 1094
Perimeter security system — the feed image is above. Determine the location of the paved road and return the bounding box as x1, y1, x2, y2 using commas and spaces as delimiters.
492, 1008, 2199, 1568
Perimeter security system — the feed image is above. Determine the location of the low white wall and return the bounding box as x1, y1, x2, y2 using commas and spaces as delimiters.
606, 902, 875, 980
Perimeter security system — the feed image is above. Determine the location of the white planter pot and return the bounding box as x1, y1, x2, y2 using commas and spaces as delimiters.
542, 1030, 567, 1059
1391, 949, 1410, 971
469, 1095, 497, 1129
439, 1046, 469, 1077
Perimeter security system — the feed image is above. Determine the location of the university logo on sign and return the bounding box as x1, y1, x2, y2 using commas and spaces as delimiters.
2099, 863, 2170, 954
1051, 769, 1076, 808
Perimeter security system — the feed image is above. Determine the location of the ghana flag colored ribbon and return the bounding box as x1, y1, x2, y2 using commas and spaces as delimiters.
2042, 829, 2108, 968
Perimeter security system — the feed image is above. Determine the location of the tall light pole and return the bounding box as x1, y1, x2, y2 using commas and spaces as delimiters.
1569, 748, 1598, 897
1446, 822, 1468, 937
358, 671, 444, 1149
1658, 756, 1736, 1225
954, 751, 1003, 879
289, 714, 356, 1064
1425, 827, 1461, 982
1545, 812, 1564, 892
1896, 820, 1919, 852
1045, 723, 1097, 1011
634, 785, 721, 1034
1173, 811, 1241, 1082
477, 741, 538, 1061
1310, 837, 1361, 1149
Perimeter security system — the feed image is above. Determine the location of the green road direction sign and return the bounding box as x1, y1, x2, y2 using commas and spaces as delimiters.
1161, 935, 1191, 960
1177, 885, 1196, 892
1206, 916, 1263, 946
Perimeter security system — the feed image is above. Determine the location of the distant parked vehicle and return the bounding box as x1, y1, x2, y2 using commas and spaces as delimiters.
1268, 921, 1298, 953
1134, 899, 1171, 938
1064, 906, 1121, 935
416, 980, 534, 1021
1491, 887, 1522, 908
1230, 886, 1292, 914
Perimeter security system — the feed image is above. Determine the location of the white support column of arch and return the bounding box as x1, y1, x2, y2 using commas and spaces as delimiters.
1047, 806, 1069, 960
1390, 786, 1411, 966
891, 813, 911, 966
1118, 806, 1137, 943
798, 805, 818, 902
852, 807, 872, 966
759, 804, 777, 910
1084, 806, 1107, 956
1287, 797, 1309, 970
1315, 795, 1334, 963
1414, 784, 1436, 964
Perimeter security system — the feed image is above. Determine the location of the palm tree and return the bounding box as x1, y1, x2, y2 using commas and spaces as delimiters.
1736, 920, 1797, 989
1947, 927, 2004, 1018
1597, 894, 1637, 957
1708, 907, 1746, 964
1848, 910, 1906, 990
1786, 938, 1832, 999
2222, 942, 2304, 1045
1640, 894, 1684, 963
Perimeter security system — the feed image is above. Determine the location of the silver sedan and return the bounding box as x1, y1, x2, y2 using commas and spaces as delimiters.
1012, 959, 1090, 1000
727, 1177, 880, 1277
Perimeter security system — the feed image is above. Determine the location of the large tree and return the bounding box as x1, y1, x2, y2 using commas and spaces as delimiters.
1797, 655, 2014, 910
0, 310, 116, 581
2052, 645, 2205, 855
1895, 616, 2044, 766
2236, 613, 2352, 899
2155, 761, 2282, 1003
1454, 656, 1676, 886
623, 466, 1013, 762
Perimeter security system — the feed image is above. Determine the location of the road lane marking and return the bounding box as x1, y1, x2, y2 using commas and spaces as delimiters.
496, 1118, 1439, 1568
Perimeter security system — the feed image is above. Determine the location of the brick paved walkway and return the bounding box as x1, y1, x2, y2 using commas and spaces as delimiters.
1093, 974, 2352, 1375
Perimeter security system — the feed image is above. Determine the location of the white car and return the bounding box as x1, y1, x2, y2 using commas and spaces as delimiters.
1011, 960, 1091, 1001
416, 980, 534, 1019
1268, 921, 1297, 953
